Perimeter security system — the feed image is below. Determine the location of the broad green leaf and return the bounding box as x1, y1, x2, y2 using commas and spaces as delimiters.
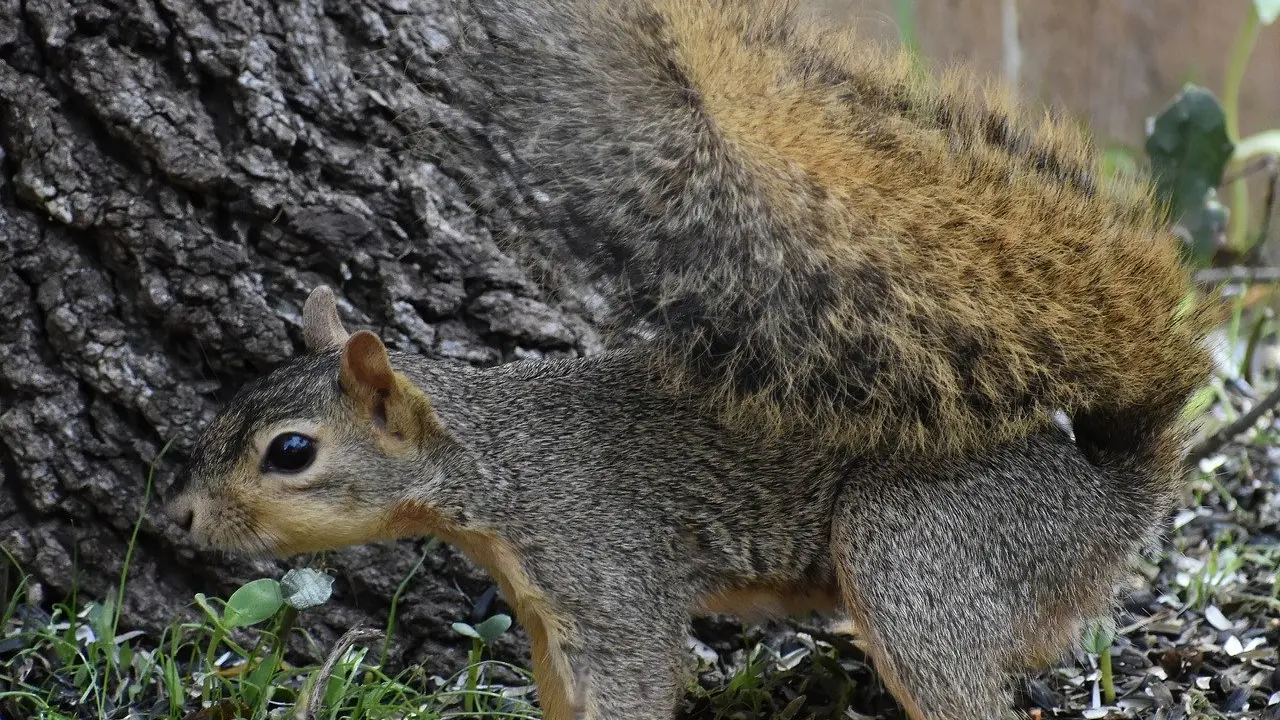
280, 568, 335, 610
222, 578, 283, 629
474, 614, 512, 644
87, 599, 114, 645
451, 622, 482, 640
1145, 85, 1234, 265
1256, 0, 1280, 24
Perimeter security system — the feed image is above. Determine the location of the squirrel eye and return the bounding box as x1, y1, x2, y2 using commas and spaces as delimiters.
262, 432, 317, 474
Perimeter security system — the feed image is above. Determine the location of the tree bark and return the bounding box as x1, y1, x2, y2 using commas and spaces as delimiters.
0, 0, 601, 671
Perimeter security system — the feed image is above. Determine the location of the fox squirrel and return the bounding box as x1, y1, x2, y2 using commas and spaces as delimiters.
165, 1, 1218, 719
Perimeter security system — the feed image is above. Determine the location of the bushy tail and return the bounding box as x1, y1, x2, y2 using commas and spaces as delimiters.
1069, 406, 1194, 544
450, 0, 1216, 457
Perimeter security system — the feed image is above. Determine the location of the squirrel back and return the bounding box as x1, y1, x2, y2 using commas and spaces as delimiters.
452, 0, 1217, 468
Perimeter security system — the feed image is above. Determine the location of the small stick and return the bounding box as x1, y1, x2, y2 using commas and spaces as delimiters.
292, 627, 384, 720
1185, 382, 1280, 465
1256, 160, 1280, 260
1220, 156, 1276, 186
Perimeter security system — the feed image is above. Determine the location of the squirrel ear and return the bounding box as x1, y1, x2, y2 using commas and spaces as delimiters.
339, 331, 396, 396
302, 285, 350, 353
338, 331, 444, 443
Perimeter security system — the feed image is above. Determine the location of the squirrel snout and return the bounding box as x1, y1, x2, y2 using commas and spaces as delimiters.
164, 494, 195, 532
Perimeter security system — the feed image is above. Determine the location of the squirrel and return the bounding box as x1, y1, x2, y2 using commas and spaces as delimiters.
164, 1, 1218, 719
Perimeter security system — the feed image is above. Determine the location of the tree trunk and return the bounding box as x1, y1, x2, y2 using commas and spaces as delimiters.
0, 0, 601, 671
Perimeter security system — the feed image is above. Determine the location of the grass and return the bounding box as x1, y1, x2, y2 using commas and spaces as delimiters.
0, 546, 544, 720
0, 591, 539, 719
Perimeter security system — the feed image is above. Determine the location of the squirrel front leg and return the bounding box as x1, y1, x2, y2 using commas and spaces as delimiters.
535, 582, 691, 719
552, 614, 690, 720
445, 526, 690, 719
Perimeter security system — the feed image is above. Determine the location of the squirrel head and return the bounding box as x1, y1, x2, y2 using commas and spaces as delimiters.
165, 286, 455, 557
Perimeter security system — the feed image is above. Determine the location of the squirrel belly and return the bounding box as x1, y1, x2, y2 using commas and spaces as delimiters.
453, 0, 1217, 467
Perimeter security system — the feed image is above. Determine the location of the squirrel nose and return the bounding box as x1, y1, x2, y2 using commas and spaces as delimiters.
164, 495, 195, 532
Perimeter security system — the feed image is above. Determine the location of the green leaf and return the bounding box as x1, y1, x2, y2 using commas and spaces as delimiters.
241, 651, 280, 709
222, 579, 283, 629
474, 614, 512, 644
1081, 617, 1116, 655
451, 622, 482, 641
1256, 0, 1280, 24
1145, 84, 1235, 265
117, 642, 133, 673
777, 695, 807, 720
193, 593, 221, 624
87, 598, 115, 645
323, 645, 367, 710
280, 568, 335, 611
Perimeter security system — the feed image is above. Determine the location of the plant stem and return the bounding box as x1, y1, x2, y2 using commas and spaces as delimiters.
1233, 131, 1280, 168
1224, 5, 1261, 251
253, 606, 299, 718
465, 638, 482, 714
894, 0, 919, 55
380, 539, 434, 669
1099, 647, 1115, 705
203, 627, 224, 705
112, 441, 174, 642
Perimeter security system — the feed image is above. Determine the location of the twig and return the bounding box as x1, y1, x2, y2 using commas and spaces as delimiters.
1220, 155, 1276, 185
1185, 382, 1280, 465
292, 627, 384, 720
1258, 160, 1280, 258
1194, 266, 1280, 285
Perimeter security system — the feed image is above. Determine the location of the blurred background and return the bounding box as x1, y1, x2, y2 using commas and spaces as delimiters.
811, 0, 1277, 152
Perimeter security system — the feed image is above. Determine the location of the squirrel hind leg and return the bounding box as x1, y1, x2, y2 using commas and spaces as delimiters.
829, 453, 1058, 718
832, 580, 1014, 720
831, 521, 1014, 719
831, 431, 1148, 719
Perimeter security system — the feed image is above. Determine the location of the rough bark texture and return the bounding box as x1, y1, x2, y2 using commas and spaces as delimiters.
0, 0, 604, 671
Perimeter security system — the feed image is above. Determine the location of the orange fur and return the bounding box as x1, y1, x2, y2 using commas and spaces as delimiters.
696, 583, 842, 620
655, 0, 1214, 452
383, 501, 579, 720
